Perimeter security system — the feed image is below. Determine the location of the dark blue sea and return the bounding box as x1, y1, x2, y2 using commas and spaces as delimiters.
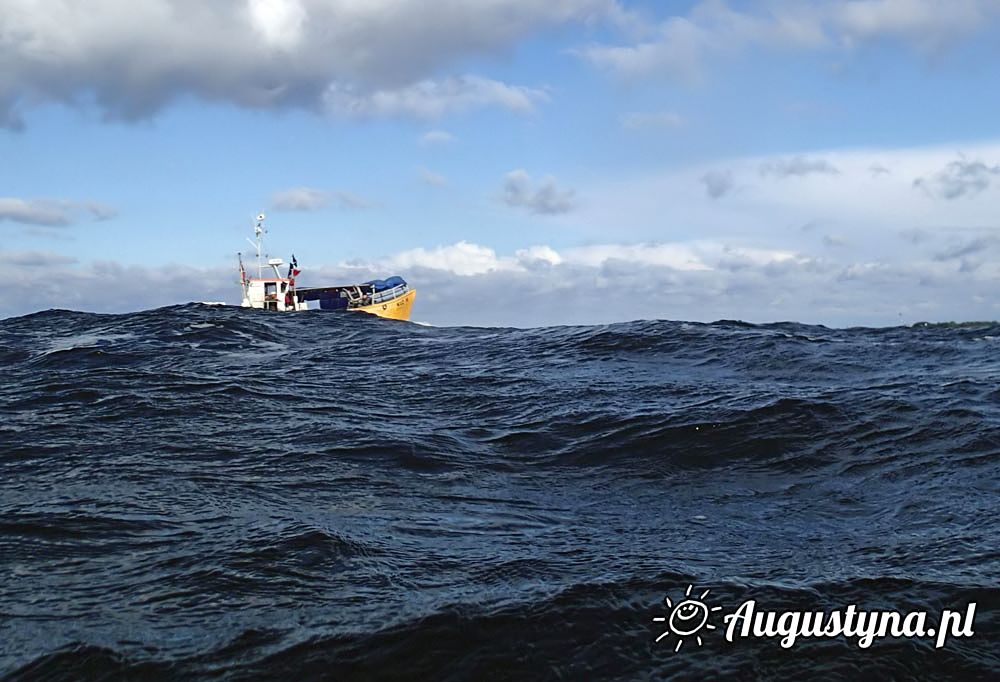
1, 305, 998, 680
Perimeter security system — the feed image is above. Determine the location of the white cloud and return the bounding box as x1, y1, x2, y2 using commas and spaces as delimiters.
372, 239, 798, 277
0, 198, 116, 227
329, 191, 372, 210
833, 0, 995, 50
559, 139, 1000, 278
0, 250, 78, 267
516, 245, 563, 266
271, 187, 330, 211
323, 76, 546, 119
0, 257, 236, 318
271, 187, 371, 211
0, 0, 607, 126
562, 243, 711, 271
247, 0, 307, 50
913, 158, 1000, 199
2, 1, 995, 127
502, 169, 577, 215
419, 130, 456, 145
579, 0, 1000, 81
760, 156, 841, 178
578, 1, 831, 81
0, 199, 71, 227
381, 241, 512, 276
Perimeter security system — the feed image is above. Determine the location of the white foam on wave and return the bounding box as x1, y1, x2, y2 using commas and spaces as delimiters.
42, 332, 137, 354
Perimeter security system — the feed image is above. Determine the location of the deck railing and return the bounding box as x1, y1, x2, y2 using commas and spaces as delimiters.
371, 283, 409, 304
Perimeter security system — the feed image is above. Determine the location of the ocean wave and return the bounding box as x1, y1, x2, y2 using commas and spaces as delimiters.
1, 305, 998, 679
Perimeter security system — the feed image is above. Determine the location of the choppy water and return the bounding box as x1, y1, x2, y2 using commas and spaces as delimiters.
1, 305, 998, 680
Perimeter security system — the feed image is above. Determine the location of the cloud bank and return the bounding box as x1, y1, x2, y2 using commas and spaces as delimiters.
580, 0, 1000, 81
0, 198, 117, 226
4, 234, 998, 327
6, 142, 1000, 327
0, 0, 610, 127
4, 1, 995, 128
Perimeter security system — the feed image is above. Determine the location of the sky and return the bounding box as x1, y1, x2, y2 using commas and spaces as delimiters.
3, 0, 1000, 327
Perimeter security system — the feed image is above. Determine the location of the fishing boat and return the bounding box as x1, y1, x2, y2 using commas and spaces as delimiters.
238, 214, 416, 321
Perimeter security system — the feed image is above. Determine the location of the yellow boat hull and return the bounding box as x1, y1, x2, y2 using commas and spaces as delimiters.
353, 289, 416, 321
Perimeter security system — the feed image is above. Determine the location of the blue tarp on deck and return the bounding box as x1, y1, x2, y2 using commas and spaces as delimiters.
364, 276, 406, 292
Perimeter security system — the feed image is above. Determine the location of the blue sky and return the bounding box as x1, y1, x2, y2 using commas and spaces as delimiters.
3, 0, 1000, 326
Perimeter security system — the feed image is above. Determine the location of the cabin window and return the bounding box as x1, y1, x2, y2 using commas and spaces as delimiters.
265, 282, 277, 300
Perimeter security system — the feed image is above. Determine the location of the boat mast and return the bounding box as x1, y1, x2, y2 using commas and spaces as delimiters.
246, 213, 266, 278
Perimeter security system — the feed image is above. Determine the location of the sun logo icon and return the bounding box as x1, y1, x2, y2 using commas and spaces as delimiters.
652, 584, 723, 652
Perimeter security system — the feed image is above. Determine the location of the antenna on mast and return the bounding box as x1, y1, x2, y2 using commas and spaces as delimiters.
252, 213, 266, 278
